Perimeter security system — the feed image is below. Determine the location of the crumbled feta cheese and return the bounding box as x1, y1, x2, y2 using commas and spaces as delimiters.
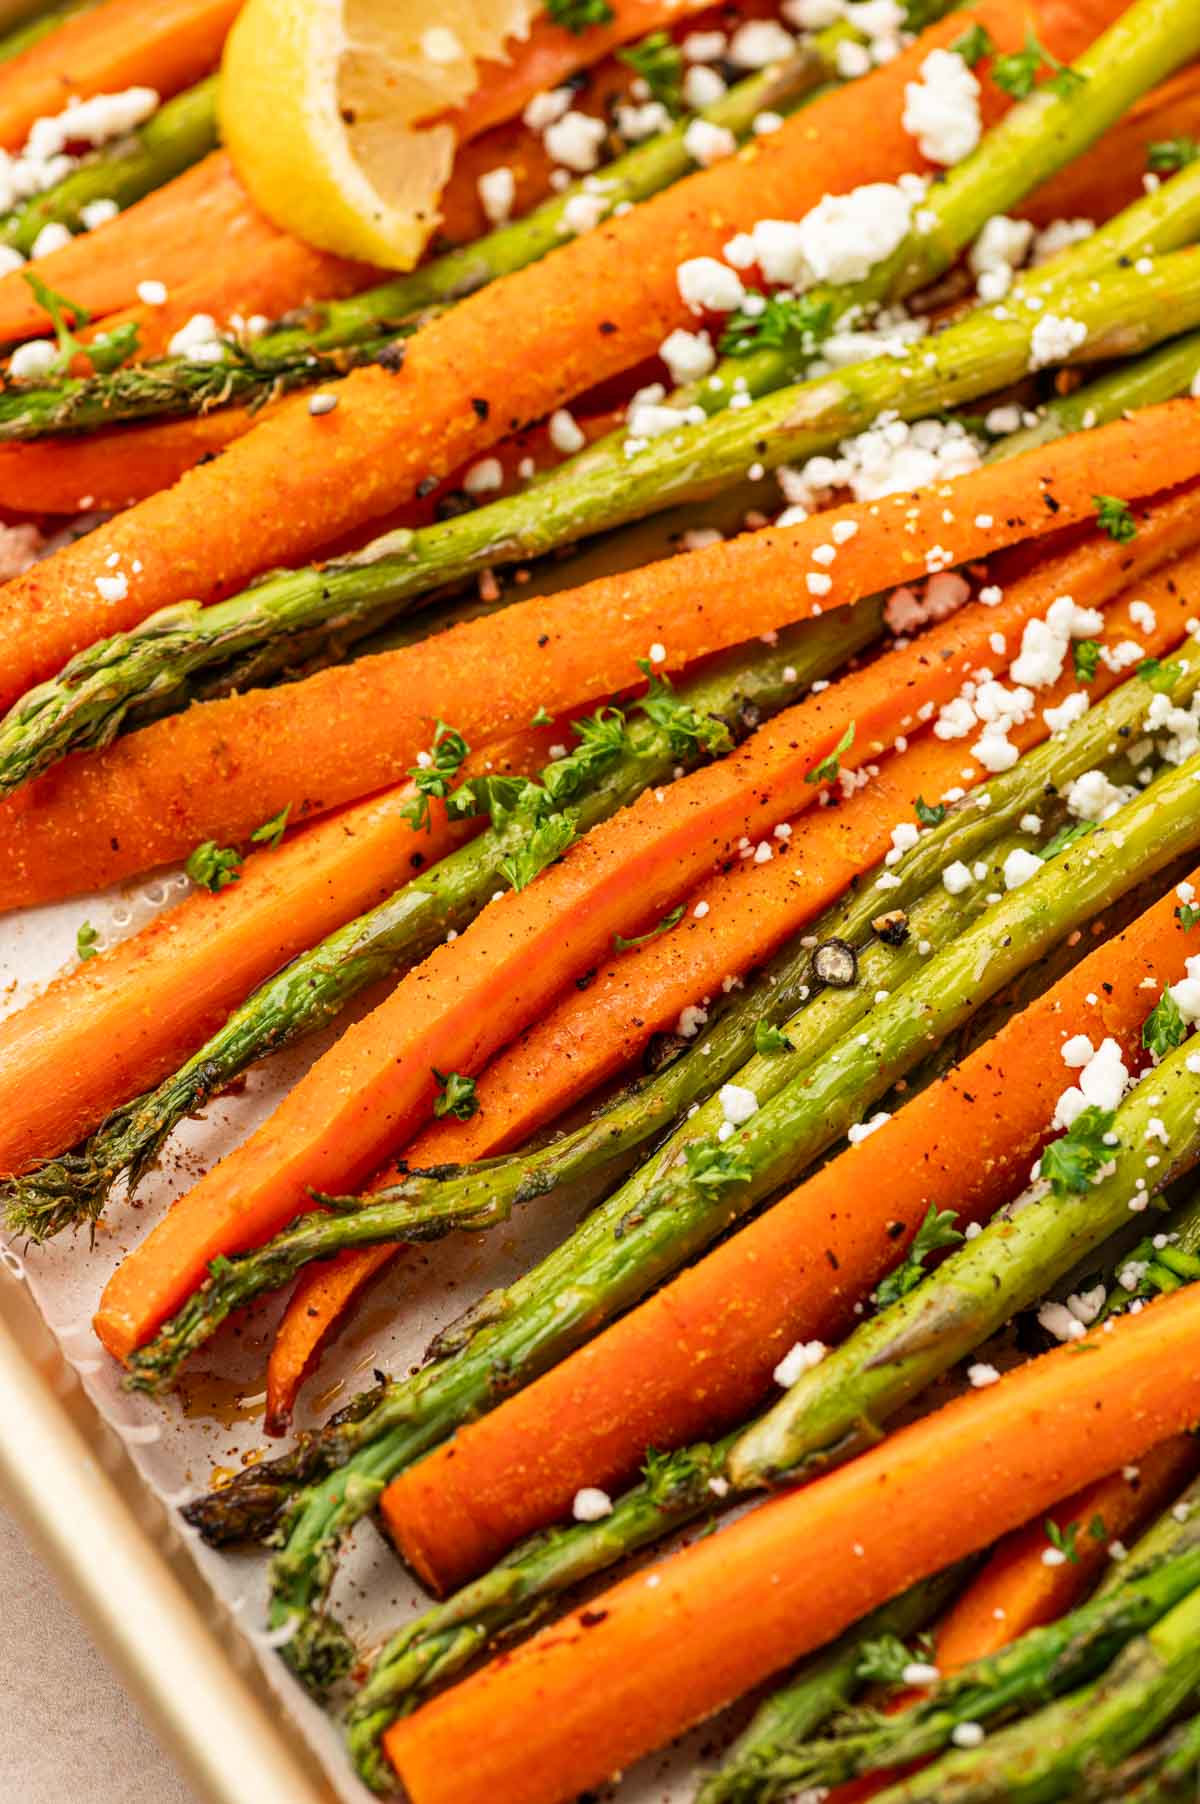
773, 1339, 827, 1386
968, 214, 1034, 302
477, 165, 515, 225
30, 220, 71, 257
79, 196, 118, 230
548, 408, 585, 455
848, 1111, 891, 1144
902, 48, 981, 166
727, 20, 795, 67
463, 457, 503, 495
572, 1487, 613, 1522
1053, 1036, 1131, 1129
1029, 312, 1089, 370
8, 337, 56, 379
683, 118, 737, 167
1002, 848, 1042, 891
1061, 1034, 1095, 1068
967, 1362, 1001, 1387
1066, 768, 1128, 823
1039, 1300, 1086, 1342
544, 111, 607, 173
793, 182, 914, 286
659, 327, 715, 386
95, 570, 128, 603
682, 64, 727, 110
719, 1083, 759, 1125
677, 255, 745, 315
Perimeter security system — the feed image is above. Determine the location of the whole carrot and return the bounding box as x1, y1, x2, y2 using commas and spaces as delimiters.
381, 1285, 1200, 1804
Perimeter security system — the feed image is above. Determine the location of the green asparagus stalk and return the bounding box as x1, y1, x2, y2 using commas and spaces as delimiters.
192, 742, 1200, 1693
707, 1480, 1200, 1803
348, 1533, 958, 1796
0, 0, 90, 64
128, 649, 1200, 1389
0, 75, 219, 258
992, 328, 1200, 458
1082, 1710, 1200, 1802
869, 1581, 1200, 1804
9, 235, 1200, 804
0, 51, 827, 427
728, 985, 1200, 1489
1094, 1187, 1200, 1321
2, 601, 879, 1247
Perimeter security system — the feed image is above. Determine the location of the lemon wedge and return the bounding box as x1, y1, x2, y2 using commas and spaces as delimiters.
219, 0, 540, 271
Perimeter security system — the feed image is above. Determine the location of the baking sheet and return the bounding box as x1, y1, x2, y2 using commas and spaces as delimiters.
0, 861, 726, 1803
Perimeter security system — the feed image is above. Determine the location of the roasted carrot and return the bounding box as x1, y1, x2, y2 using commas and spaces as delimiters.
0, 408, 258, 512
931, 1436, 1200, 1670
1022, 62, 1200, 228
266, 561, 1200, 1426
381, 856, 1199, 1595
9, 410, 1200, 910
0, 7, 1026, 701
0, 726, 554, 1180
382, 1285, 1200, 1804
0, 0, 239, 151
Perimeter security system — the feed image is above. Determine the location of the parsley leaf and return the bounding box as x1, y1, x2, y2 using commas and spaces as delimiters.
250, 804, 291, 850
754, 1020, 794, 1054
543, 706, 629, 805
1040, 1105, 1117, 1196
1094, 494, 1136, 543
1088, 1512, 1109, 1542
1039, 821, 1094, 861
637, 663, 732, 760
1138, 657, 1184, 694
544, 0, 614, 31
185, 840, 242, 893
1072, 639, 1101, 683
991, 28, 1084, 100
719, 291, 835, 358
951, 21, 996, 66
432, 1069, 479, 1120
86, 320, 140, 373
855, 1635, 920, 1686
1045, 1519, 1080, 1563
1178, 903, 1200, 931
875, 1204, 963, 1309
402, 720, 471, 831
806, 721, 855, 785
19, 272, 90, 374
618, 29, 683, 114
1147, 136, 1200, 173
683, 1140, 754, 1189
914, 796, 946, 828
613, 904, 684, 953
499, 811, 576, 890
530, 704, 553, 726
76, 920, 100, 962
1143, 986, 1188, 1061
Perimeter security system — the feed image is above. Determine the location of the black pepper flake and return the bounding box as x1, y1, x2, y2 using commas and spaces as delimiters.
538, 633, 550, 647
598, 320, 618, 334
471, 397, 490, 420
580, 1610, 609, 1628
416, 476, 438, 498
376, 340, 406, 373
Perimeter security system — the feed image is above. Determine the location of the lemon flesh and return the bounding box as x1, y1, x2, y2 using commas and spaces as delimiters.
220, 0, 540, 271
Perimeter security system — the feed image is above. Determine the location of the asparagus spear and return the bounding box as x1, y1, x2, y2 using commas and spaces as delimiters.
2, 601, 879, 1246
9, 235, 1200, 804
992, 329, 1200, 458
711, 1481, 1200, 1802
0, 49, 830, 428
869, 1580, 1200, 1804
1083, 1710, 1200, 1802
0, 75, 219, 258
193, 745, 1200, 1692
1094, 1187, 1200, 1320
348, 1529, 959, 1795
127, 650, 1199, 1388
728, 980, 1200, 1489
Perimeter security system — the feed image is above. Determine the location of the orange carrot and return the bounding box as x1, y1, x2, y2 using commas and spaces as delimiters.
8, 409, 1199, 910
0, 408, 259, 513
0, 6, 1031, 700
382, 1286, 1200, 1804
449, 0, 728, 142
931, 1436, 1200, 1670
266, 558, 1200, 1427
1022, 62, 1200, 228
0, 0, 239, 151
0, 727, 552, 1180
381, 854, 1199, 1596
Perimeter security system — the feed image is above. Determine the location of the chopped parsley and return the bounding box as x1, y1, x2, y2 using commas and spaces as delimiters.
754, 1020, 794, 1055
1088, 1512, 1109, 1542
875, 1204, 963, 1310
855, 1634, 924, 1686
1138, 657, 1184, 694
806, 721, 855, 786
499, 810, 576, 891
402, 720, 471, 831
250, 803, 291, 850
432, 1069, 479, 1120
1093, 494, 1136, 543
1045, 1519, 1080, 1563
530, 704, 553, 726
991, 28, 1085, 100
950, 21, 996, 66
1072, 639, 1101, 683
1178, 902, 1200, 931
637, 663, 732, 760
185, 840, 242, 893
618, 29, 683, 115
544, 0, 614, 31
1147, 136, 1200, 173
1040, 1105, 1117, 1196
76, 920, 100, 962
20, 271, 138, 375
683, 1140, 754, 1189
1143, 986, 1188, 1061
613, 904, 684, 953
914, 795, 946, 828
1038, 821, 1094, 861
719, 291, 835, 359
